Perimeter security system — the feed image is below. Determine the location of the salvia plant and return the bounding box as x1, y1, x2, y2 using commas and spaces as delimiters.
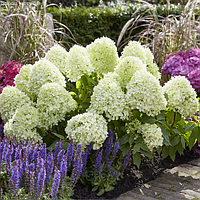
0, 137, 85, 199
0, 35, 200, 197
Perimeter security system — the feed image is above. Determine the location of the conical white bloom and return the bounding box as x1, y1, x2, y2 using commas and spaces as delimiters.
4, 104, 42, 144
0, 86, 32, 122
87, 37, 119, 75
126, 70, 167, 116
28, 58, 66, 100
65, 112, 108, 150
114, 56, 146, 88
163, 76, 198, 117
45, 44, 69, 76
37, 82, 77, 130
65, 45, 93, 82
14, 64, 33, 96
88, 72, 129, 121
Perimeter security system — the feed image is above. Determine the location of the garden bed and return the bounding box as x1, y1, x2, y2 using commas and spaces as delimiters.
73, 149, 199, 199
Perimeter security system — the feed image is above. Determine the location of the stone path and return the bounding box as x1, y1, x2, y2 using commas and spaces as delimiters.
117, 158, 200, 200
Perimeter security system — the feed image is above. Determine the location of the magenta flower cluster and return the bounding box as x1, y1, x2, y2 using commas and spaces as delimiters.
0, 61, 23, 93
0, 137, 85, 199
162, 48, 200, 92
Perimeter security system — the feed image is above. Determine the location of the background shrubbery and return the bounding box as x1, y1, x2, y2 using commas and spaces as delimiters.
48, 1, 184, 49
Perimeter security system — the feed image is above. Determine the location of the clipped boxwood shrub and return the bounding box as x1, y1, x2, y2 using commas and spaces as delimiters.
48, 2, 184, 49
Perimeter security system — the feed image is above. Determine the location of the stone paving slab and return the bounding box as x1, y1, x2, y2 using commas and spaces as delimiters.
116, 158, 200, 200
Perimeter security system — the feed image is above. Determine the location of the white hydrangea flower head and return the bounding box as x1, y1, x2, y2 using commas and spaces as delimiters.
65, 45, 94, 82
163, 76, 198, 117
37, 82, 77, 130
120, 41, 147, 65
0, 86, 32, 122
88, 72, 129, 121
144, 47, 154, 66
4, 104, 42, 144
126, 70, 167, 116
86, 37, 119, 75
114, 56, 147, 88
146, 63, 161, 80
45, 44, 69, 76
138, 123, 163, 151
65, 112, 108, 150
14, 64, 33, 96
28, 58, 66, 100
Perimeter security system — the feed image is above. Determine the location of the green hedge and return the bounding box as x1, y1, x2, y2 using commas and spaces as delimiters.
48, 2, 184, 49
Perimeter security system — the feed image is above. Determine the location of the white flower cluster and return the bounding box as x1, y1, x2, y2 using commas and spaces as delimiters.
120, 41, 151, 65
114, 56, 146, 88
86, 37, 119, 75
65, 112, 108, 150
146, 63, 161, 80
88, 72, 129, 121
4, 104, 42, 144
138, 123, 163, 151
65, 45, 93, 82
126, 70, 167, 116
0, 86, 31, 122
37, 83, 77, 130
163, 76, 198, 117
14, 64, 33, 96
28, 59, 66, 100
45, 44, 69, 76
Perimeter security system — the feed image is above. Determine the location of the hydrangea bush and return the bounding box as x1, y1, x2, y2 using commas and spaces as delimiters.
0, 37, 200, 198
162, 48, 200, 93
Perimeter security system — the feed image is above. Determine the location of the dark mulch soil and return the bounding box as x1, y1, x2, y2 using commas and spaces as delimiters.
72, 148, 199, 199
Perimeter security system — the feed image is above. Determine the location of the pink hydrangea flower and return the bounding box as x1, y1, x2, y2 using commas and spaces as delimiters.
162, 55, 184, 74
0, 61, 23, 93
171, 65, 190, 77
188, 68, 200, 92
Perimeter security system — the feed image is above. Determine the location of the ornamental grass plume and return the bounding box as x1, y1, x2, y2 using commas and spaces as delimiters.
65, 45, 94, 82
138, 123, 163, 151
114, 56, 146, 88
163, 76, 199, 117
45, 44, 69, 76
88, 72, 129, 121
36, 82, 77, 130
126, 70, 167, 117
65, 112, 108, 150
0, 86, 32, 122
86, 37, 119, 75
28, 59, 66, 100
14, 64, 33, 96
4, 104, 42, 144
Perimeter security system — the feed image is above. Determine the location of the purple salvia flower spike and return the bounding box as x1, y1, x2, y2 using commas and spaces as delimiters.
123, 150, 132, 168
45, 150, 54, 185
14, 145, 22, 160
107, 139, 120, 167
36, 165, 46, 198
94, 148, 103, 175
67, 139, 74, 168
69, 151, 83, 188
53, 139, 63, 159
40, 143, 47, 160
10, 160, 20, 195
82, 142, 93, 174
60, 152, 68, 181
103, 130, 113, 161
50, 166, 61, 200
57, 149, 65, 168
